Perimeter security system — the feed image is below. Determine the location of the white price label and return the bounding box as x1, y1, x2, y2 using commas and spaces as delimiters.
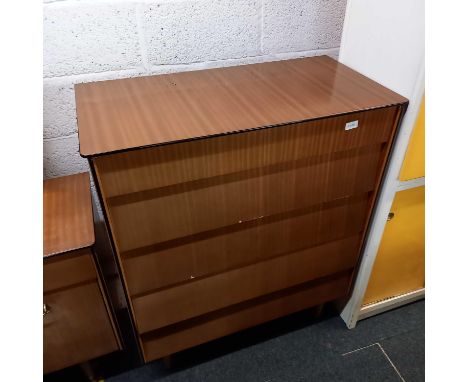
345, 120, 359, 131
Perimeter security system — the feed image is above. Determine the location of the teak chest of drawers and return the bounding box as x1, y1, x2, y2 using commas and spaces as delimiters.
43, 173, 120, 373
75, 56, 408, 362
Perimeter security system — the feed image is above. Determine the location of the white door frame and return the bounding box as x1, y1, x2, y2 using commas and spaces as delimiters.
338, 0, 425, 328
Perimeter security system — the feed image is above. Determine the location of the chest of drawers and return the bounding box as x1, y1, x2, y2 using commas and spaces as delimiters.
75, 56, 407, 362
43, 173, 120, 373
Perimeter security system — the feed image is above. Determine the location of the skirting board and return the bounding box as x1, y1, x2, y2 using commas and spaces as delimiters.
358, 288, 425, 321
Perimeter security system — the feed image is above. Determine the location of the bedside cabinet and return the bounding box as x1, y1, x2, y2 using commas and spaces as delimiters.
43, 173, 120, 374
75, 56, 408, 362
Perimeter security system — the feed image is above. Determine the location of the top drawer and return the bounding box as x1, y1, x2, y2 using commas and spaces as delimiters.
44, 249, 96, 293
94, 107, 398, 198
106, 145, 381, 252
94, 108, 398, 252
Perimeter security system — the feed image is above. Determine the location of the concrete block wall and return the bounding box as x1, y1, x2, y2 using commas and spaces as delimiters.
43, 0, 347, 215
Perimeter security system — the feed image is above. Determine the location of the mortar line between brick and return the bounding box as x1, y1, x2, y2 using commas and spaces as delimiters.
269, 47, 340, 59
260, 0, 264, 54
44, 0, 68, 4
135, 3, 150, 72
43, 67, 146, 82
43, 48, 341, 84
44, 133, 78, 143
44, 0, 139, 7
148, 47, 341, 71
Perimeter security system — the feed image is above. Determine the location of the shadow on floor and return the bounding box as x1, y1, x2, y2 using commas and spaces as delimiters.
46, 300, 425, 382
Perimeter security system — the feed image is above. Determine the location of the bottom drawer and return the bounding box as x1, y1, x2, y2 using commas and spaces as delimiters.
43, 282, 119, 373
141, 271, 351, 362
133, 235, 360, 333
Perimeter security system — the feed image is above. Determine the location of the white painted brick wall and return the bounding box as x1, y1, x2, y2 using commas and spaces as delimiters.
263, 0, 347, 54
43, 134, 88, 179
142, 0, 262, 65
43, 2, 141, 77
43, 0, 347, 217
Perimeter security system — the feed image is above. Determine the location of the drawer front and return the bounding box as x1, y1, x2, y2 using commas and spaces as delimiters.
363, 186, 425, 305
132, 235, 360, 333
94, 107, 398, 198
92, 106, 399, 342
43, 282, 118, 373
123, 194, 369, 296
44, 249, 95, 293
106, 145, 381, 253
141, 271, 351, 361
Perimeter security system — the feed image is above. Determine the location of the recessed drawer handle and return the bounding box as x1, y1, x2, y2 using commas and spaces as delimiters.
238, 215, 264, 224
43, 303, 51, 317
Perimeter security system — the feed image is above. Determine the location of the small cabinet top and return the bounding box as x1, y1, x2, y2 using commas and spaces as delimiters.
75, 56, 407, 157
43, 173, 95, 257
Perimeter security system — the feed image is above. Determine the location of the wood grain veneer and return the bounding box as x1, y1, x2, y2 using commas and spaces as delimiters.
43, 173, 95, 257
132, 235, 360, 334
43, 279, 118, 373
43, 174, 119, 373
141, 272, 352, 360
76, 56, 406, 157
122, 194, 369, 296
105, 144, 382, 253
77, 56, 408, 362
93, 107, 397, 197
43, 248, 95, 293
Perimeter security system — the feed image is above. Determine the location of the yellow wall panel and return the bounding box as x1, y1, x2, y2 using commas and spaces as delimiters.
363, 186, 425, 305
400, 97, 425, 180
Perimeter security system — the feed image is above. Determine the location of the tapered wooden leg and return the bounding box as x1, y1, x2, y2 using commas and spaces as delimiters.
162, 355, 172, 369
80, 361, 98, 382
311, 303, 324, 319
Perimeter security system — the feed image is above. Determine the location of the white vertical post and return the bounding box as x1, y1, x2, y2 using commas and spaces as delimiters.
338, 0, 425, 328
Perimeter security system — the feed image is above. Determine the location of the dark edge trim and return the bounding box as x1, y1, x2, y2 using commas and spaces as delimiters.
79, 103, 408, 159
43, 245, 94, 260
43, 278, 97, 296
346, 101, 410, 300
87, 165, 125, 350
88, 159, 145, 365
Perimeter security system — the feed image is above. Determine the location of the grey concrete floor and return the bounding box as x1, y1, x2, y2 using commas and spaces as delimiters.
107, 300, 424, 382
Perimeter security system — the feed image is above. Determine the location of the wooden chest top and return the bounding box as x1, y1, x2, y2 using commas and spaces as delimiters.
75, 56, 407, 157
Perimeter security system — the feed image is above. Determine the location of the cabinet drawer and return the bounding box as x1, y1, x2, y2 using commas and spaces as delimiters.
44, 249, 96, 293
141, 271, 351, 361
94, 107, 398, 198
363, 186, 425, 305
43, 282, 118, 373
108, 145, 381, 253
123, 194, 369, 296
132, 235, 360, 333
